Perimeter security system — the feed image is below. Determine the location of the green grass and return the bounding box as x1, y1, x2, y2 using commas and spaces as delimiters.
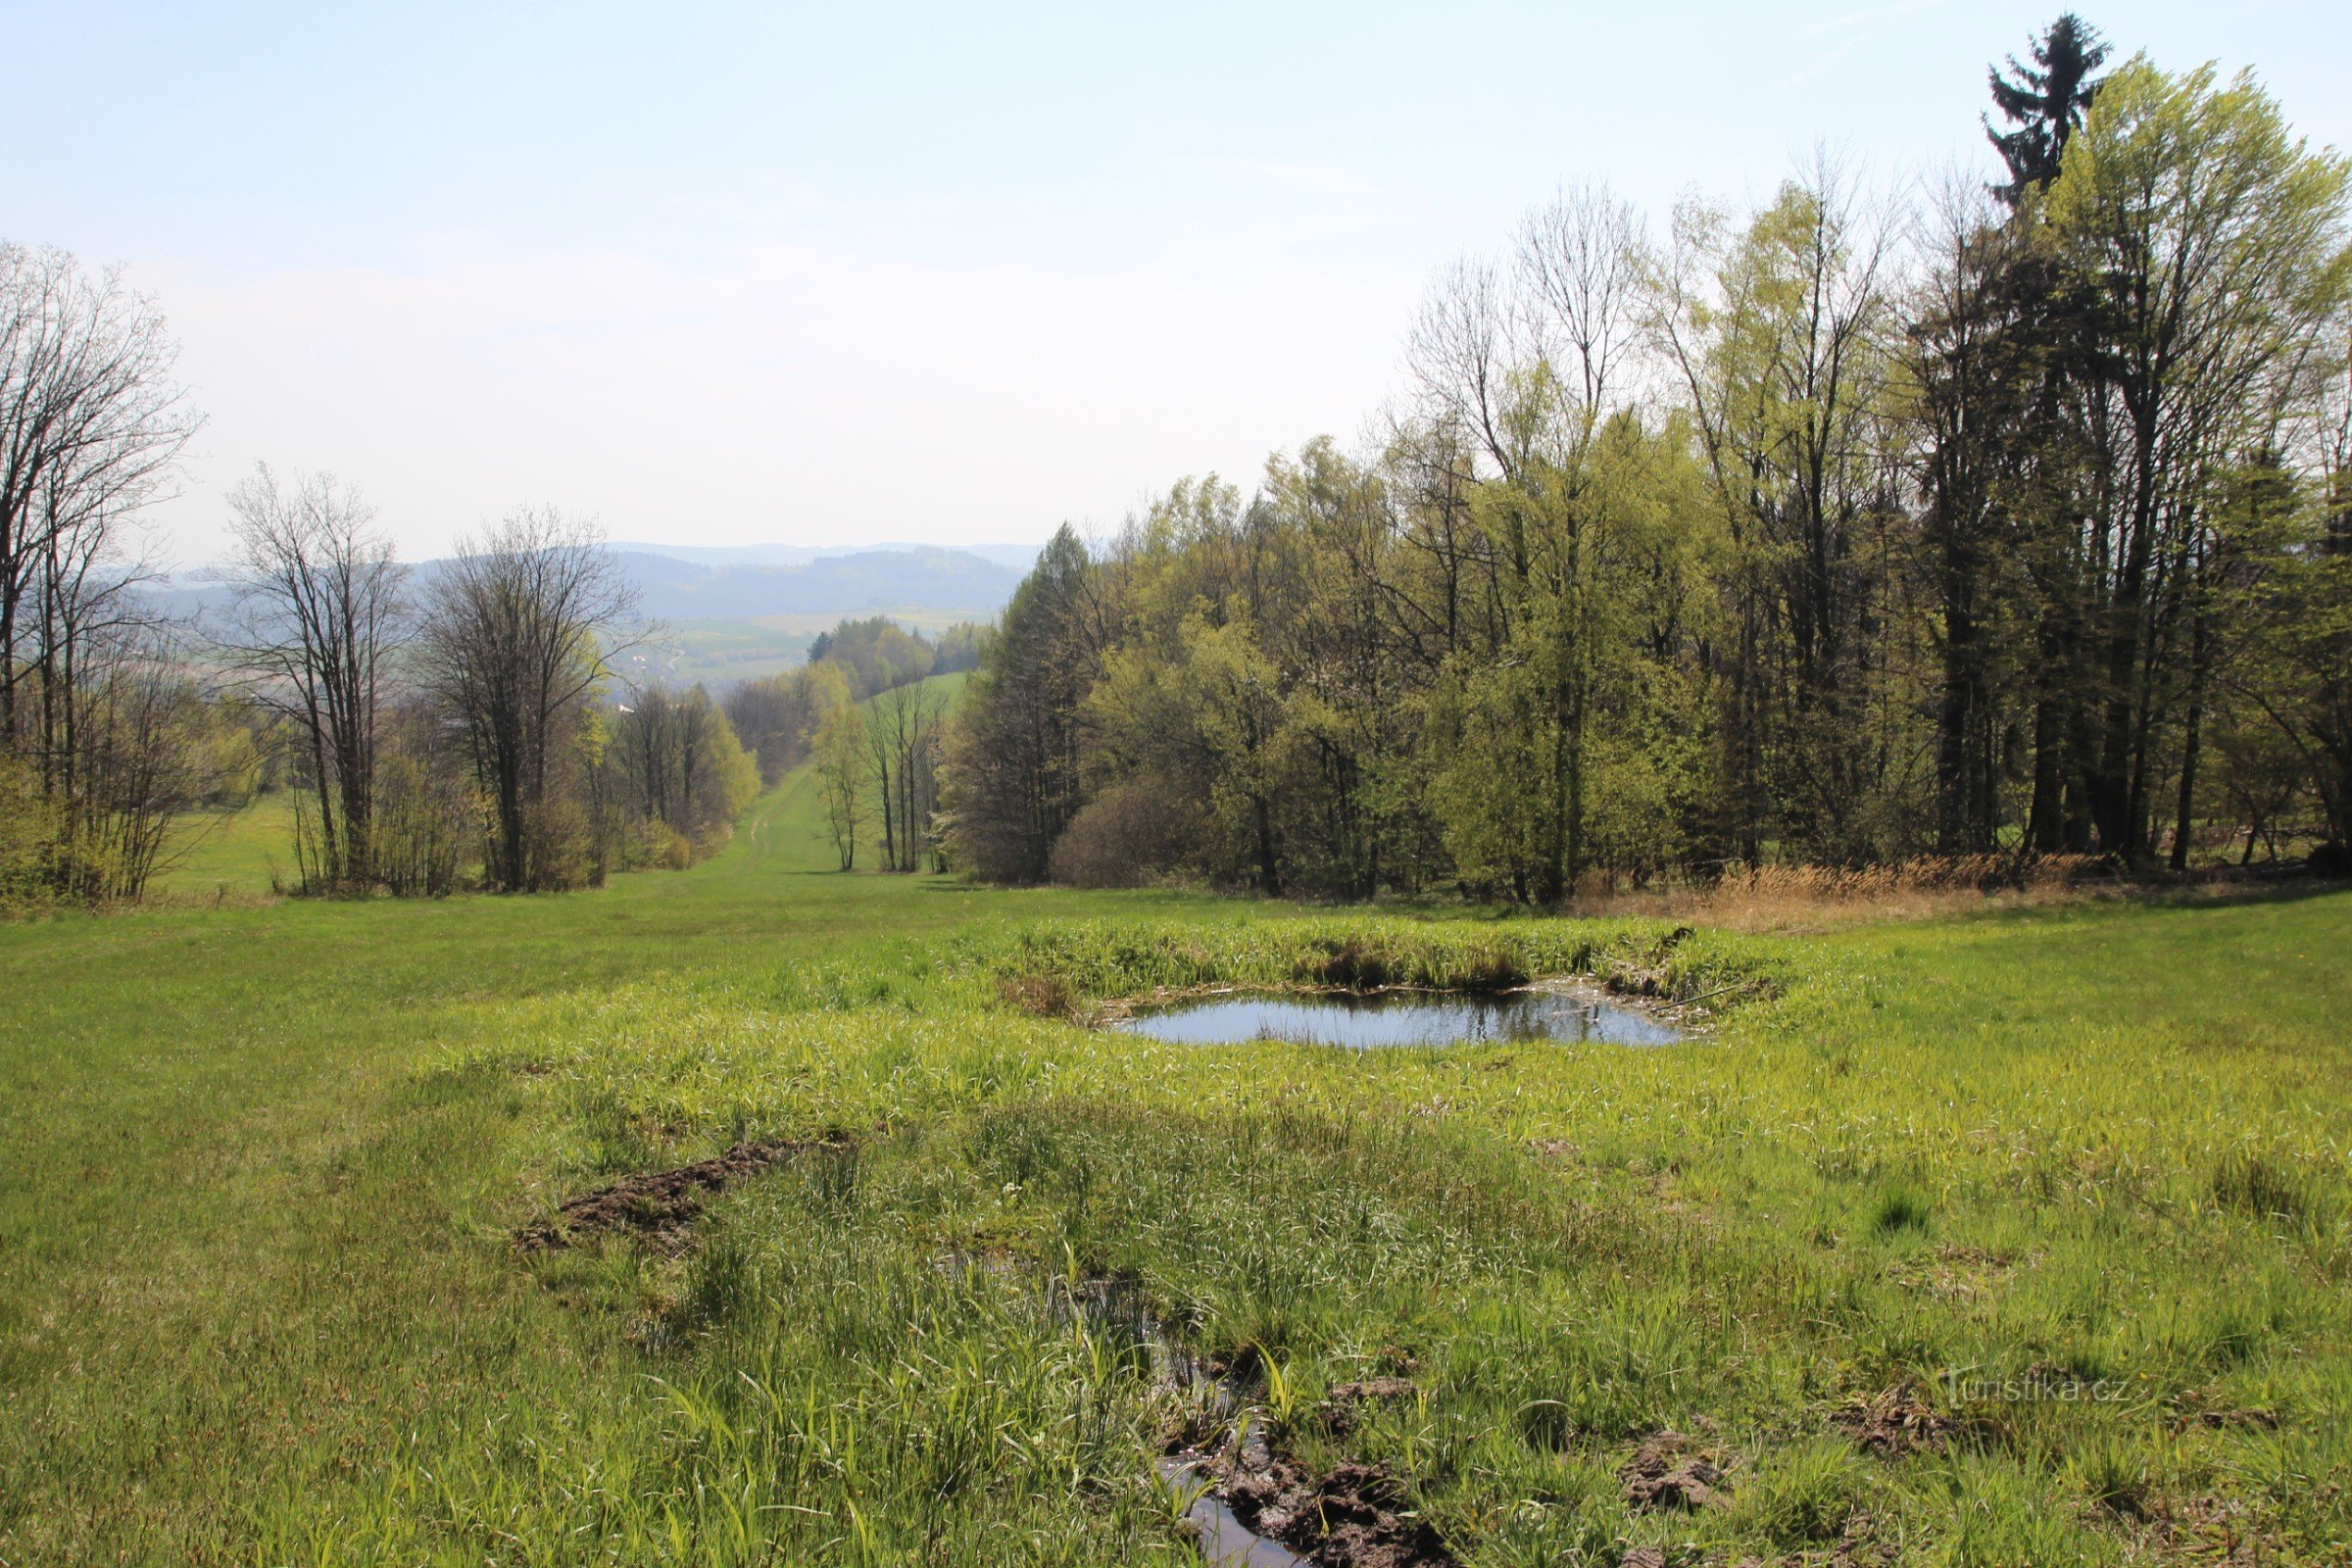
148, 792, 302, 898
2, 770, 2347, 1565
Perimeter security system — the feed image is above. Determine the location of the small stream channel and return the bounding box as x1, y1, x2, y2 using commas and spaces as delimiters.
1032, 1273, 1308, 1566
1110, 985, 1683, 1049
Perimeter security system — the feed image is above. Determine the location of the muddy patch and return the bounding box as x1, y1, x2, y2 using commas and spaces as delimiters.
1204, 1454, 1456, 1568
1836, 1382, 1961, 1459
1321, 1376, 1420, 1437
1157, 1344, 1451, 1564
1619, 1431, 1732, 1512
515, 1137, 828, 1256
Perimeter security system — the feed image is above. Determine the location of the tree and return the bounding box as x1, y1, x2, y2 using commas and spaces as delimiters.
1906, 184, 2048, 853
417, 509, 641, 892
1655, 159, 1909, 862
939, 525, 1102, 882
1986, 14, 2112, 206
2046, 59, 2352, 858
0, 243, 200, 902
812, 679, 865, 871
220, 465, 406, 890
0, 245, 198, 750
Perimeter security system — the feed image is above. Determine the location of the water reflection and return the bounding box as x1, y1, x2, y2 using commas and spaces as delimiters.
1111, 987, 1682, 1048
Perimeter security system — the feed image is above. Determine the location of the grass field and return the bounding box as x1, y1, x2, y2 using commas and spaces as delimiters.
2, 768, 2347, 1565
148, 793, 303, 899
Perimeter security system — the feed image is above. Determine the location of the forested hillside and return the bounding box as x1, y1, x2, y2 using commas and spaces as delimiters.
947, 24, 2352, 898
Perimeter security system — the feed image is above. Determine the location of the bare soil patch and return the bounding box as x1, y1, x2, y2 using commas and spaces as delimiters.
1836, 1382, 1962, 1459
1618, 1430, 1733, 1512
1217, 1455, 1456, 1568
515, 1138, 828, 1256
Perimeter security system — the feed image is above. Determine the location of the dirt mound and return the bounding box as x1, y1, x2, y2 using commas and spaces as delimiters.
1619, 1431, 1731, 1512
1322, 1376, 1420, 1435
1222, 1457, 1456, 1568
514, 1138, 820, 1256
1836, 1382, 1961, 1458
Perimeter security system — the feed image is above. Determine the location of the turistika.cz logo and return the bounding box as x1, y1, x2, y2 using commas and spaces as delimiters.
1941, 1365, 2128, 1403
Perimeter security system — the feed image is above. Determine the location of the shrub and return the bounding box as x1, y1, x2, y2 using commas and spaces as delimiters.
1047, 777, 1203, 889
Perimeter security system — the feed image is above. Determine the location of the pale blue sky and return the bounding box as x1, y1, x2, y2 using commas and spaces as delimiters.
9, 1, 2347, 561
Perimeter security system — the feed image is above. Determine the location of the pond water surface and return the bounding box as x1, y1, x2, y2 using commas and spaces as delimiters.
1111, 987, 1682, 1049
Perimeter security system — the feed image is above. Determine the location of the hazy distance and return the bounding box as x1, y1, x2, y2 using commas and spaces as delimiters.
7, 0, 2345, 565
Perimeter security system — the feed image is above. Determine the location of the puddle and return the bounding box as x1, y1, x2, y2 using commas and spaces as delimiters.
1164, 1459, 1310, 1567
933, 1256, 1463, 1565
1010, 1271, 1306, 1567
1111, 986, 1682, 1048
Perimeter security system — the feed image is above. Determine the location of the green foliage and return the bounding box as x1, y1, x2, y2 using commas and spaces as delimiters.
936, 52, 2352, 894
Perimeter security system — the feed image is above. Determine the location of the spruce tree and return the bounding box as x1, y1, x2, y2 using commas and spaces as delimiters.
1985, 14, 2111, 206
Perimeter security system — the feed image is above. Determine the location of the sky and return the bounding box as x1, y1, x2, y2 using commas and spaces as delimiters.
8, 1, 2348, 564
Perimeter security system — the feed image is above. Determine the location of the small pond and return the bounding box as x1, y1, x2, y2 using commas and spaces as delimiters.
1111, 986, 1683, 1049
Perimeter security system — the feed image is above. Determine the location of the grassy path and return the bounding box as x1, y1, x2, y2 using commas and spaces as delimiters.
2, 783, 2347, 1564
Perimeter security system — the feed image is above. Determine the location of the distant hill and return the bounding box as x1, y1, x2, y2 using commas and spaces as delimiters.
147, 544, 1026, 692
148, 544, 1029, 623
608, 547, 1024, 619
609, 540, 1046, 572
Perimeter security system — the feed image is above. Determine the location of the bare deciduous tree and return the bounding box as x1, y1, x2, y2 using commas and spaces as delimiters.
0, 244, 198, 746
417, 508, 641, 892
220, 465, 407, 890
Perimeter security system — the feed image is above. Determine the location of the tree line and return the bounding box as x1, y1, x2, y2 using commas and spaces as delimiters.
213, 478, 760, 897
0, 245, 760, 903
944, 20, 2352, 897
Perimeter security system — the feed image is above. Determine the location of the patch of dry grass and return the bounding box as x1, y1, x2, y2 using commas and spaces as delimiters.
1565, 854, 2123, 932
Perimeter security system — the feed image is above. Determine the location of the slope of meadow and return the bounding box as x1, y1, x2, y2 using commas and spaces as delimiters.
1, 769, 2346, 1566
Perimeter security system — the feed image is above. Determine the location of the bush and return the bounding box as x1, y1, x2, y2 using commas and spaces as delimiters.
375, 740, 479, 897
0, 754, 60, 907
1047, 777, 1202, 889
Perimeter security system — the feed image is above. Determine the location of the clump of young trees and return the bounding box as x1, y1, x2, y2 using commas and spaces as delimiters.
605, 683, 760, 869
946, 23, 2352, 897
726, 615, 990, 785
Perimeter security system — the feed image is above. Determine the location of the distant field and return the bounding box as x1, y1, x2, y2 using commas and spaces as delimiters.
626, 609, 997, 690
3, 764, 2347, 1564
149, 793, 301, 898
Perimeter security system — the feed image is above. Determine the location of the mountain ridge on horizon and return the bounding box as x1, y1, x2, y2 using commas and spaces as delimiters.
606, 540, 1046, 572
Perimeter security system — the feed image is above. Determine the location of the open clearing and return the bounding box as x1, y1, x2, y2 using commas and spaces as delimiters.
2, 770, 2347, 1565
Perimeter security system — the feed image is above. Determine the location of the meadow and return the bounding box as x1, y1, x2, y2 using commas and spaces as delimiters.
1, 765, 2347, 1566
